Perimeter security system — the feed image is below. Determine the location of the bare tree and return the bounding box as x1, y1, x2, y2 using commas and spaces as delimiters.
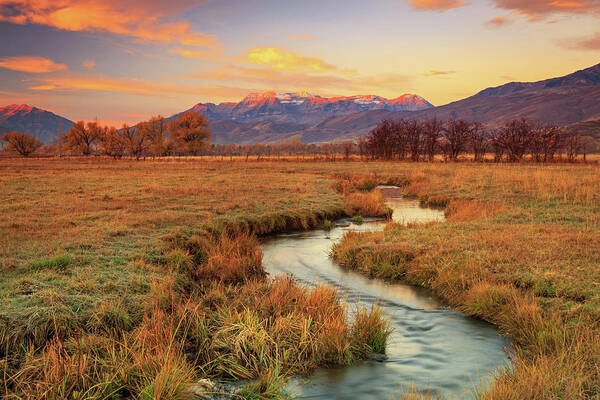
343, 142, 352, 161
440, 119, 472, 162
406, 119, 423, 162
467, 123, 488, 162
494, 119, 533, 162
563, 129, 584, 162
367, 119, 396, 160
423, 117, 442, 162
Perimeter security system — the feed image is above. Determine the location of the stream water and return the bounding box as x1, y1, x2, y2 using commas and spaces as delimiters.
261, 188, 510, 399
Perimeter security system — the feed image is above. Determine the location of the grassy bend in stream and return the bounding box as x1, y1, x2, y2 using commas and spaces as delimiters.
261, 199, 509, 400
332, 169, 600, 399
0, 160, 390, 399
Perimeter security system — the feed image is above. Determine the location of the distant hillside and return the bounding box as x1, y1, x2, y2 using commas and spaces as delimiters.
569, 119, 600, 139
0, 104, 73, 143
208, 109, 393, 144
399, 63, 600, 127
185, 63, 600, 143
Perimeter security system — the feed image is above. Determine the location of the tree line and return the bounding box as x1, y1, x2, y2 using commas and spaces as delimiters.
362, 118, 597, 162
1, 112, 211, 158
1, 114, 597, 162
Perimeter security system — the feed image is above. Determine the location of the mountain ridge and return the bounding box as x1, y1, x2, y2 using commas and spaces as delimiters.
179, 91, 433, 125
2, 63, 600, 144
0, 104, 73, 143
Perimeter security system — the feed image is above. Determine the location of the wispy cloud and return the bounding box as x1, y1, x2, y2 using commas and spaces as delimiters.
287, 35, 317, 40
191, 64, 410, 94
169, 47, 221, 59
424, 70, 456, 77
560, 31, 600, 50
244, 47, 343, 73
82, 59, 96, 70
484, 15, 511, 28
408, 0, 465, 11
28, 75, 251, 98
0, 0, 219, 48
0, 56, 67, 73
192, 64, 352, 90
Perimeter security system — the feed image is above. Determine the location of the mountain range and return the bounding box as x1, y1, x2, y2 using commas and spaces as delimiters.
179, 92, 433, 125
2, 63, 600, 144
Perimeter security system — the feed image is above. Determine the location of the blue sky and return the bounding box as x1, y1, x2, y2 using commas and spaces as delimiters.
0, 0, 598, 125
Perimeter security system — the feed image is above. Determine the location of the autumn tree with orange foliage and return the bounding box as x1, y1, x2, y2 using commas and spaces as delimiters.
61, 121, 101, 155
1, 131, 43, 157
98, 126, 125, 159
168, 111, 211, 155
120, 124, 149, 160
137, 116, 170, 157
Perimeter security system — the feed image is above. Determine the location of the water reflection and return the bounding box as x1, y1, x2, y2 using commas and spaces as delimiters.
261, 192, 510, 399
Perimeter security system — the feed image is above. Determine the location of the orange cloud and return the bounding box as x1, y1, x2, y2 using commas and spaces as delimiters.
170, 48, 219, 59
28, 75, 251, 98
408, 0, 465, 11
0, 56, 67, 73
194, 64, 350, 89
244, 47, 341, 73
188, 46, 410, 96
191, 64, 410, 95
82, 59, 95, 69
0, 0, 219, 48
485, 15, 511, 27
549, 1, 585, 8
490, 0, 599, 19
29, 84, 57, 90
288, 35, 317, 40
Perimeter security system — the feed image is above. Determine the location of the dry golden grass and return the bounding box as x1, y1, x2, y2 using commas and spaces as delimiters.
330, 163, 600, 399
0, 157, 392, 399
1, 157, 599, 399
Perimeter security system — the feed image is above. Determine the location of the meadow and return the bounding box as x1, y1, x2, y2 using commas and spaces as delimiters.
0, 157, 599, 399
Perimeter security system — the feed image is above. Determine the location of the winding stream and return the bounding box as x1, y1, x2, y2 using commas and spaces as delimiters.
261, 188, 510, 399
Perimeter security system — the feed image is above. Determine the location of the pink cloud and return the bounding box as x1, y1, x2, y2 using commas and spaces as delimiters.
408, 0, 466, 11
490, 0, 599, 20
484, 15, 512, 28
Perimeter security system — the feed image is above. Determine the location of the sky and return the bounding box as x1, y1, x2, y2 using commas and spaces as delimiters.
0, 0, 599, 126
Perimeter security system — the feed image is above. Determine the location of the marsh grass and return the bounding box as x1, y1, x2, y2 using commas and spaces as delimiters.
330, 166, 600, 399
1, 158, 598, 399
0, 159, 393, 398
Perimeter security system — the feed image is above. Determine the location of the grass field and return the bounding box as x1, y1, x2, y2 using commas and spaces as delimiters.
331, 163, 600, 399
1, 157, 599, 399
